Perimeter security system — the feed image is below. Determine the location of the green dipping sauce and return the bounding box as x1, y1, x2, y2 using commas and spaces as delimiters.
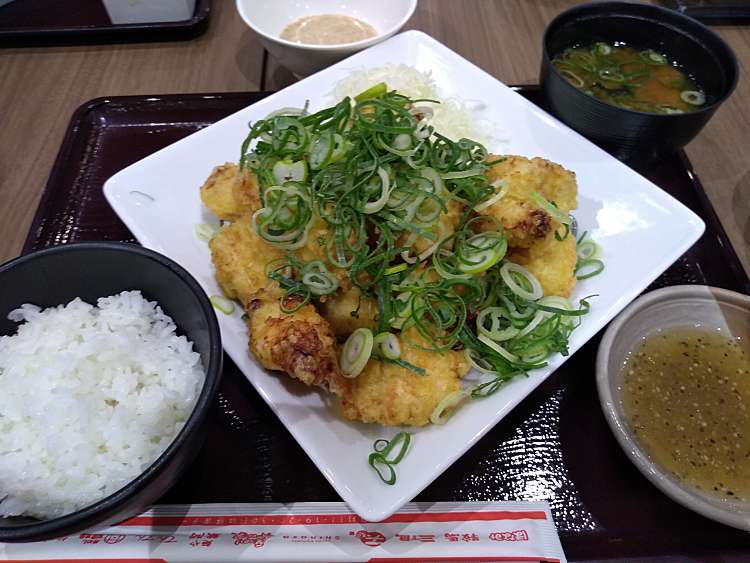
622, 328, 750, 501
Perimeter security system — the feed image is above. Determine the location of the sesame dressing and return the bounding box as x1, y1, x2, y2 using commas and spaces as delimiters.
622, 328, 750, 501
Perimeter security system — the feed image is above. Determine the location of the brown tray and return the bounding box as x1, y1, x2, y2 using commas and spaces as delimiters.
0, 0, 210, 46
23, 89, 750, 561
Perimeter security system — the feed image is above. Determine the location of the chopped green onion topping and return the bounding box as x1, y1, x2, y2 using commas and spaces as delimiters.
374, 332, 401, 360
478, 334, 520, 362
384, 263, 408, 276
598, 68, 625, 82
237, 83, 604, 425
576, 231, 605, 280
266, 255, 339, 311
368, 431, 410, 485
476, 307, 520, 342
195, 223, 217, 242
355, 82, 387, 102
210, 295, 235, 315
474, 180, 508, 211
500, 262, 544, 301
341, 328, 373, 378
273, 159, 308, 183
530, 192, 572, 225
576, 259, 605, 280
554, 223, 570, 241
457, 233, 507, 274
430, 389, 471, 424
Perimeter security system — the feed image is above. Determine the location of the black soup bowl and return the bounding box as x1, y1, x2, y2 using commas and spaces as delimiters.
0, 243, 223, 542
541, 1, 738, 162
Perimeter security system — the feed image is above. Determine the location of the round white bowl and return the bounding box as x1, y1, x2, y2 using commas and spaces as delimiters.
236, 0, 417, 77
596, 285, 750, 531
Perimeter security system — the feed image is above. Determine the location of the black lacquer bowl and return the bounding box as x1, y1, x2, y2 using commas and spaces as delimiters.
540, 1, 738, 161
0, 243, 223, 542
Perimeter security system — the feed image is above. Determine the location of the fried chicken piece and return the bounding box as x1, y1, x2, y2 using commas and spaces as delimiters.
211, 217, 352, 395
320, 286, 378, 338
200, 163, 261, 221
507, 228, 577, 297
209, 218, 336, 303
209, 210, 341, 303
339, 329, 471, 427
209, 219, 284, 303
247, 293, 350, 397
480, 155, 577, 248
200, 161, 346, 288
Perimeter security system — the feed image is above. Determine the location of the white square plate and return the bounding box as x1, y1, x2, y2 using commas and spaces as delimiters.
104, 31, 704, 521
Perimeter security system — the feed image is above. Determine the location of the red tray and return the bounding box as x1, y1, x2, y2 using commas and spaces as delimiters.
23, 89, 750, 561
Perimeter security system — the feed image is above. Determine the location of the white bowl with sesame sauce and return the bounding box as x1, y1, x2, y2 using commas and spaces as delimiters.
236, 0, 417, 77
597, 285, 750, 531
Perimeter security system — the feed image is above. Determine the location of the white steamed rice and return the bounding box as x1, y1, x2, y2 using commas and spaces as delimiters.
0, 291, 205, 519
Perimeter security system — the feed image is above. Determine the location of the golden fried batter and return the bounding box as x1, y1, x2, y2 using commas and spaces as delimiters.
247, 294, 350, 397
200, 163, 261, 221
300, 218, 351, 288
320, 286, 378, 337
209, 214, 339, 304
204, 149, 581, 427
339, 329, 471, 426
507, 228, 577, 297
481, 155, 577, 248
209, 220, 284, 303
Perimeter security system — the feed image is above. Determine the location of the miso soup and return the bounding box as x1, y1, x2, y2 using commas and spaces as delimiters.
552, 42, 706, 114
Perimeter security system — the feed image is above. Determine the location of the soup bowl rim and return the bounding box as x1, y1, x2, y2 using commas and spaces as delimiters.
542, 0, 739, 119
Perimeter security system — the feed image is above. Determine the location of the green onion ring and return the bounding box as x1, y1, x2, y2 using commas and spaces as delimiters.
210, 295, 235, 315
640, 49, 667, 65
593, 42, 612, 55
478, 334, 520, 362
500, 262, 544, 301
576, 259, 605, 280
598, 69, 625, 82
368, 431, 411, 485
680, 90, 705, 106
195, 223, 217, 242
464, 348, 499, 375
362, 167, 392, 214
559, 69, 585, 89
476, 307, 520, 342
341, 328, 374, 378
516, 309, 549, 338
530, 192, 572, 225
374, 332, 401, 360
368, 453, 397, 485
430, 389, 471, 424
474, 180, 508, 212
301, 270, 339, 295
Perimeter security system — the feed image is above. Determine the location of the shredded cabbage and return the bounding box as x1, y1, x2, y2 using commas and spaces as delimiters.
331, 64, 509, 148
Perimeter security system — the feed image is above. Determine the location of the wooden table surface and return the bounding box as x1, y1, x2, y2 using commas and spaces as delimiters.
0, 0, 748, 278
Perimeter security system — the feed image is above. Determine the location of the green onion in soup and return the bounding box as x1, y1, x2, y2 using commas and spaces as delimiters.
552, 42, 706, 115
